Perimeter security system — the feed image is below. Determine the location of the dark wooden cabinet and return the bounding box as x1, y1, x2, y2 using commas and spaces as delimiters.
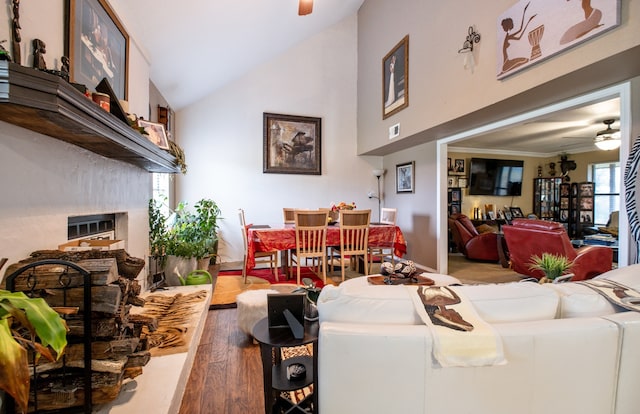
533, 177, 563, 220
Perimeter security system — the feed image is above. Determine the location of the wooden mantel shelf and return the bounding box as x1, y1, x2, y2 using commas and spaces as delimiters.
0, 61, 179, 173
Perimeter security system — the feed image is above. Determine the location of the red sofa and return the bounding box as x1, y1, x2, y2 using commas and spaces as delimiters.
448, 214, 499, 261
502, 219, 613, 281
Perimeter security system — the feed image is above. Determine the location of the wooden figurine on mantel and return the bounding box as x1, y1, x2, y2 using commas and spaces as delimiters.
12, 0, 21, 65
32, 38, 47, 70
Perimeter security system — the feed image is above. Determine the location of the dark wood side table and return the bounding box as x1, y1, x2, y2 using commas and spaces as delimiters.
252, 317, 319, 414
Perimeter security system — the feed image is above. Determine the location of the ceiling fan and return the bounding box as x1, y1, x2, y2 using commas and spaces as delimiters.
299, 0, 313, 15
594, 119, 621, 150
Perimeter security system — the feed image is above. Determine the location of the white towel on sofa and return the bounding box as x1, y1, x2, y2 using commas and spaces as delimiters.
407, 285, 506, 368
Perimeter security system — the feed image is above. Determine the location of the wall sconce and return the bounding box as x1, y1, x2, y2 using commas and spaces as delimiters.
458, 26, 481, 72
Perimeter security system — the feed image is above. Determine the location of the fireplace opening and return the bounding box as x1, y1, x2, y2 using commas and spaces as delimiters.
68, 214, 116, 240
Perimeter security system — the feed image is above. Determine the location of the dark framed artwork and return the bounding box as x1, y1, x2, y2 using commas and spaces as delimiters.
138, 120, 170, 149
382, 35, 409, 119
263, 113, 321, 175
67, 0, 129, 100
396, 161, 415, 193
452, 158, 465, 175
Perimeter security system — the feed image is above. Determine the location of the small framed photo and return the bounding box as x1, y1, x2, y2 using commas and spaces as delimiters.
487, 211, 496, 220
382, 35, 409, 119
450, 188, 461, 202
137, 119, 170, 149
510, 207, 524, 218
449, 203, 461, 216
447, 176, 457, 188
452, 158, 465, 175
458, 177, 468, 188
447, 157, 454, 173
263, 112, 321, 175
396, 161, 415, 193
504, 211, 513, 221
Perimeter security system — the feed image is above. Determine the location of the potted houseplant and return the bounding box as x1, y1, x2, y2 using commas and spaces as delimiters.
0, 290, 68, 413
149, 197, 221, 285
528, 253, 574, 283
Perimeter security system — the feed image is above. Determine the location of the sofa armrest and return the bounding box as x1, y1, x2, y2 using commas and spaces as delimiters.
319, 322, 429, 414
465, 231, 499, 261
570, 245, 613, 281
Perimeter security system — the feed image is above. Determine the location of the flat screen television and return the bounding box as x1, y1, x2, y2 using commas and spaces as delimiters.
468, 158, 524, 196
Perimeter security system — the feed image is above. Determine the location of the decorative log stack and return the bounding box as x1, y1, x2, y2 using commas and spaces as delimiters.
4, 249, 154, 412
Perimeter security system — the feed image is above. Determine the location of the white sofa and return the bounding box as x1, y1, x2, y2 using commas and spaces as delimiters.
317, 266, 640, 414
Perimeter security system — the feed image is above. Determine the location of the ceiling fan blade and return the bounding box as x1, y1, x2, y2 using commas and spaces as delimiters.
299, 0, 313, 15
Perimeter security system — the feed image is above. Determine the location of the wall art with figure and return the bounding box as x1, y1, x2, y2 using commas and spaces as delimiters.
497, 0, 620, 79
382, 35, 409, 119
263, 113, 321, 175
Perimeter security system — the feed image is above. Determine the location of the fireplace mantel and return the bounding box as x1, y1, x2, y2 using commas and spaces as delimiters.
0, 62, 179, 173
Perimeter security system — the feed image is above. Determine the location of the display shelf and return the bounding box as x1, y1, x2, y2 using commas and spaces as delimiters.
533, 177, 563, 220
0, 62, 179, 173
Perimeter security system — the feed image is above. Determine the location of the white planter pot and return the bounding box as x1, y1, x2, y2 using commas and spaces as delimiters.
165, 255, 197, 286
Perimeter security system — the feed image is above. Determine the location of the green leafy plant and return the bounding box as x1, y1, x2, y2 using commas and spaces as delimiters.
0, 291, 68, 413
150, 198, 221, 260
529, 253, 573, 281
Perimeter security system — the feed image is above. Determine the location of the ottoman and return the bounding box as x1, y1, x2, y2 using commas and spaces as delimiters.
236, 289, 280, 337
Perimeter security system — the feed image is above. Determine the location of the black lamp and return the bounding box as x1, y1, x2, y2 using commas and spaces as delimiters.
371, 169, 386, 222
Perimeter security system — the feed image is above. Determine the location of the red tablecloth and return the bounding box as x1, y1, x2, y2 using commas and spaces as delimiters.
246, 224, 407, 273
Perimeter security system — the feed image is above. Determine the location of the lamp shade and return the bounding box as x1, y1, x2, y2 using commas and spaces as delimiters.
372, 169, 386, 178
595, 137, 621, 151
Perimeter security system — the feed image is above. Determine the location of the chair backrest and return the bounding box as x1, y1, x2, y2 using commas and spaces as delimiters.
294, 210, 329, 257
502, 218, 578, 278
339, 209, 371, 255
380, 208, 397, 225
238, 209, 249, 251
283, 208, 296, 224
447, 214, 479, 253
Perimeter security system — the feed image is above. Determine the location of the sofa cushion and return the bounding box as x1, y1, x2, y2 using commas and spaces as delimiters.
542, 283, 618, 318
318, 275, 560, 325
454, 282, 559, 323
595, 264, 640, 290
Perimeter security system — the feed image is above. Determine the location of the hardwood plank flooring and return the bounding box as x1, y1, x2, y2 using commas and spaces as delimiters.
179, 307, 264, 414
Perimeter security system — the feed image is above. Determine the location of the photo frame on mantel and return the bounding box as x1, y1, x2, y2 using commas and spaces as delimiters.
263, 113, 322, 175
382, 35, 409, 119
67, 0, 129, 100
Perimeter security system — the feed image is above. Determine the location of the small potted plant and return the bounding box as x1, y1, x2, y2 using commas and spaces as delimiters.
529, 253, 574, 283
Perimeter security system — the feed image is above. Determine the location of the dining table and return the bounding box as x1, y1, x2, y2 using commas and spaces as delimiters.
245, 223, 407, 277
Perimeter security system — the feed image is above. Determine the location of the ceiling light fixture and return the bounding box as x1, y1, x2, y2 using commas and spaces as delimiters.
298, 0, 313, 16
594, 119, 621, 151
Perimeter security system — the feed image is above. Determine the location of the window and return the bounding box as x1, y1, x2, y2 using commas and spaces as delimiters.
152, 173, 172, 218
588, 162, 620, 226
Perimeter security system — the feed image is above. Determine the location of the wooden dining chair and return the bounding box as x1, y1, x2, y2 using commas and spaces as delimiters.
330, 209, 371, 282
239, 209, 278, 283
291, 210, 329, 285
369, 207, 397, 273
283, 208, 296, 224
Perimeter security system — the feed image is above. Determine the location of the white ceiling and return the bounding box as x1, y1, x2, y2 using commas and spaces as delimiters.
109, 0, 366, 110
109, 0, 619, 155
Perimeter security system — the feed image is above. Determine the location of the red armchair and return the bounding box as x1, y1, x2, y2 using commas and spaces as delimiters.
502, 219, 613, 281
448, 214, 499, 261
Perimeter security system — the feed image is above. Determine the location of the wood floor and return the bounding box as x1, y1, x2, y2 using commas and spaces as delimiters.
178, 307, 265, 414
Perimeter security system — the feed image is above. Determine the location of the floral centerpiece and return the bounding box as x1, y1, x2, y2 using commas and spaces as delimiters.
329, 201, 357, 222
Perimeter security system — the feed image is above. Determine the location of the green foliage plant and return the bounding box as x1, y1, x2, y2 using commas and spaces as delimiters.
528, 252, 574, 281
0, 291, 68, 413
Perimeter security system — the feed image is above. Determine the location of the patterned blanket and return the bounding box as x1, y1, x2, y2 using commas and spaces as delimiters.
408, 285, 505, 368
578, 279, 640, 312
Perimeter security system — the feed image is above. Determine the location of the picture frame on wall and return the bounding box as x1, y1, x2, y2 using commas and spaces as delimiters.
396, 161, 415, 193
137, 119, 170, 149
382, 35, 409, 119
447, 176, 457, 188
67, 0, 129, 100
452, 158, 465, 175
458, 177, 468, 188
263, 113, 321, 175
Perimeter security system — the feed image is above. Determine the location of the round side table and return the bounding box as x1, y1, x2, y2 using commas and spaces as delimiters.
252, 317, 319, 414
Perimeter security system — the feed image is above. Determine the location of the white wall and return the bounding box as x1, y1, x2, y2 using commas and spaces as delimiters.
175, 15, 383, 264
0, 1, 153, 280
